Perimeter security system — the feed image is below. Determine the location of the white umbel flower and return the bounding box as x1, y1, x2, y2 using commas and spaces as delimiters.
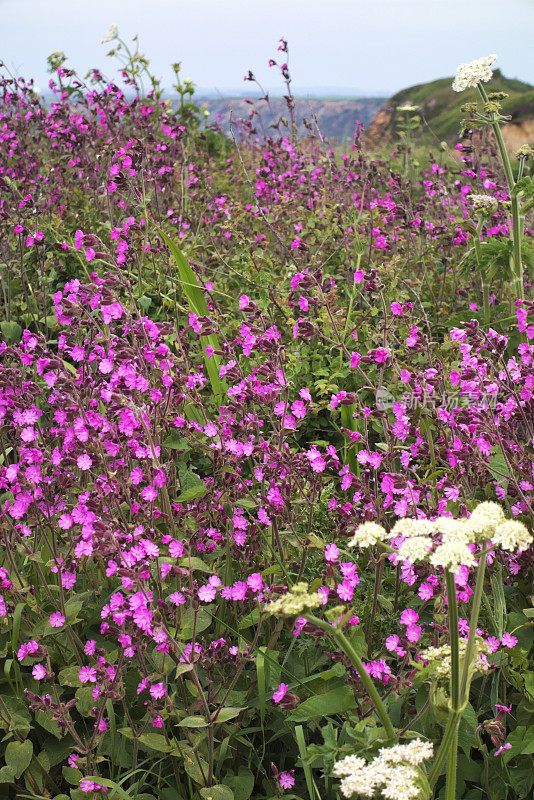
471, 194, 499, 214
452, 54, 498, 92
266, 582, 322, 616
333, 739, 433, 800
332, 755, 367, 777
433, 517, 471, 541
101, 24, 118, 44
381, 766, 420, 800
397, 536, 433, 564
429, 540, 476, 572
348, 521, 387, 548
417, 639, 492, 678
492, 520, 532, 552
468, 501, 505, 540
390, 519, 434, 539
378, 739, 434, 766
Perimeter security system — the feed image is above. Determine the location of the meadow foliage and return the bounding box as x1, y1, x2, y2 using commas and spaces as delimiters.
0, 35, 533, 800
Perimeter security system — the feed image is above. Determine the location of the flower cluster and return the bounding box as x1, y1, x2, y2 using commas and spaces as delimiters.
333, 738, 433, 799
416, 638, 493, 679
452, 54, 498, 92
266, 583, 323, 616
348, 504, 532, 573
471, 193, 499, 214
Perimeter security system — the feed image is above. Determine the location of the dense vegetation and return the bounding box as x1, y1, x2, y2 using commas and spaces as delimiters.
0, 36, 533, 800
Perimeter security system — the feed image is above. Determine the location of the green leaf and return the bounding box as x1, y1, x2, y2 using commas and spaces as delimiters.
5, 739, 33, 778
459, 238, 514, 281
64, 599, 84, 622
75, 687, 97, 717
200, 786, 234, 800
502, 726, 533, 764
11, 602, 25, 657
138, 733, 176, 753
179, 742, 208, 784
180, 606, 212, 639
178, 715, 208, 728
177, 484, 208, 502
288, 686, 356, 723
162, 432, 190, 451
222, 767, 254, 800
36, 709, 65, 739
512, 175, 534, 199
62, 766, 82, 785
214, 707, 244, 723
295, 726, 315, 800
175, 663, 194, 679
58, 666, 82, 687
1, 320, 22, 343
487, 448, 511, 489
179, 557, 212, 573
0, 765, 17, 783
256, 649, 266, 725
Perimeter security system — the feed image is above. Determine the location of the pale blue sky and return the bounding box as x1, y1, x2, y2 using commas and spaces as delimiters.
1, 0, 532, 96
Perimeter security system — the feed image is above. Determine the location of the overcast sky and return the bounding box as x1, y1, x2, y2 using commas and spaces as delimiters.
1, 0, 532, 96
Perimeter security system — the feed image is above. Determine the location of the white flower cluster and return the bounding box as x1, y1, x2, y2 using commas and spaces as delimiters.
348, 503, 531, 571
492, 520, 532, 552
333, 738, 433, 800
348, 522, 388, 548
452, 54, 498, 92
471, 194, 499, 213
101, 24, 118, 44
266, 582, 322, 616
417, 638, 492, 678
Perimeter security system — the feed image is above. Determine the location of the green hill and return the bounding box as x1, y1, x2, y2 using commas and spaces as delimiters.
366, 69, 534, 147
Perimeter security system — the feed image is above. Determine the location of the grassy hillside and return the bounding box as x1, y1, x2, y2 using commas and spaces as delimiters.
367, 69, 534, 146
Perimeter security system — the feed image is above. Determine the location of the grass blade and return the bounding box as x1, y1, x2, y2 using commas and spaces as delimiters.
156, 226, 227, 403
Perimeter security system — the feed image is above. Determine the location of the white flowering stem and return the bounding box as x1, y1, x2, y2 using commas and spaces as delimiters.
459, 543, 488, 701
477, 84, 523, 298
445, 727, 459, 800
304, 613, 395, 739
444, 571, 460, 799
445, 571, 460, 710
430, 547, 488, 790
366, 549, 384, 655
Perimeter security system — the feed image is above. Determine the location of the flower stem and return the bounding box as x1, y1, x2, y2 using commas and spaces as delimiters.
428, 710, 461, 787
429, 547, 488, 790
445, 571, 460, 711
477, 83, 523, 298
445, 727, 458, 800
459, 543, 488, 701
305, 613, 395, 739
482, 281, 490, 326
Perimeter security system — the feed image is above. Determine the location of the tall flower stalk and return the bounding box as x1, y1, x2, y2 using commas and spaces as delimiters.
453, 54, 525, 298
477, 84, 523, 298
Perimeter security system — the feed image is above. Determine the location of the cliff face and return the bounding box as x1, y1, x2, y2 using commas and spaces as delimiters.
197, 97, 384, 141
364, 70, 534, 151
